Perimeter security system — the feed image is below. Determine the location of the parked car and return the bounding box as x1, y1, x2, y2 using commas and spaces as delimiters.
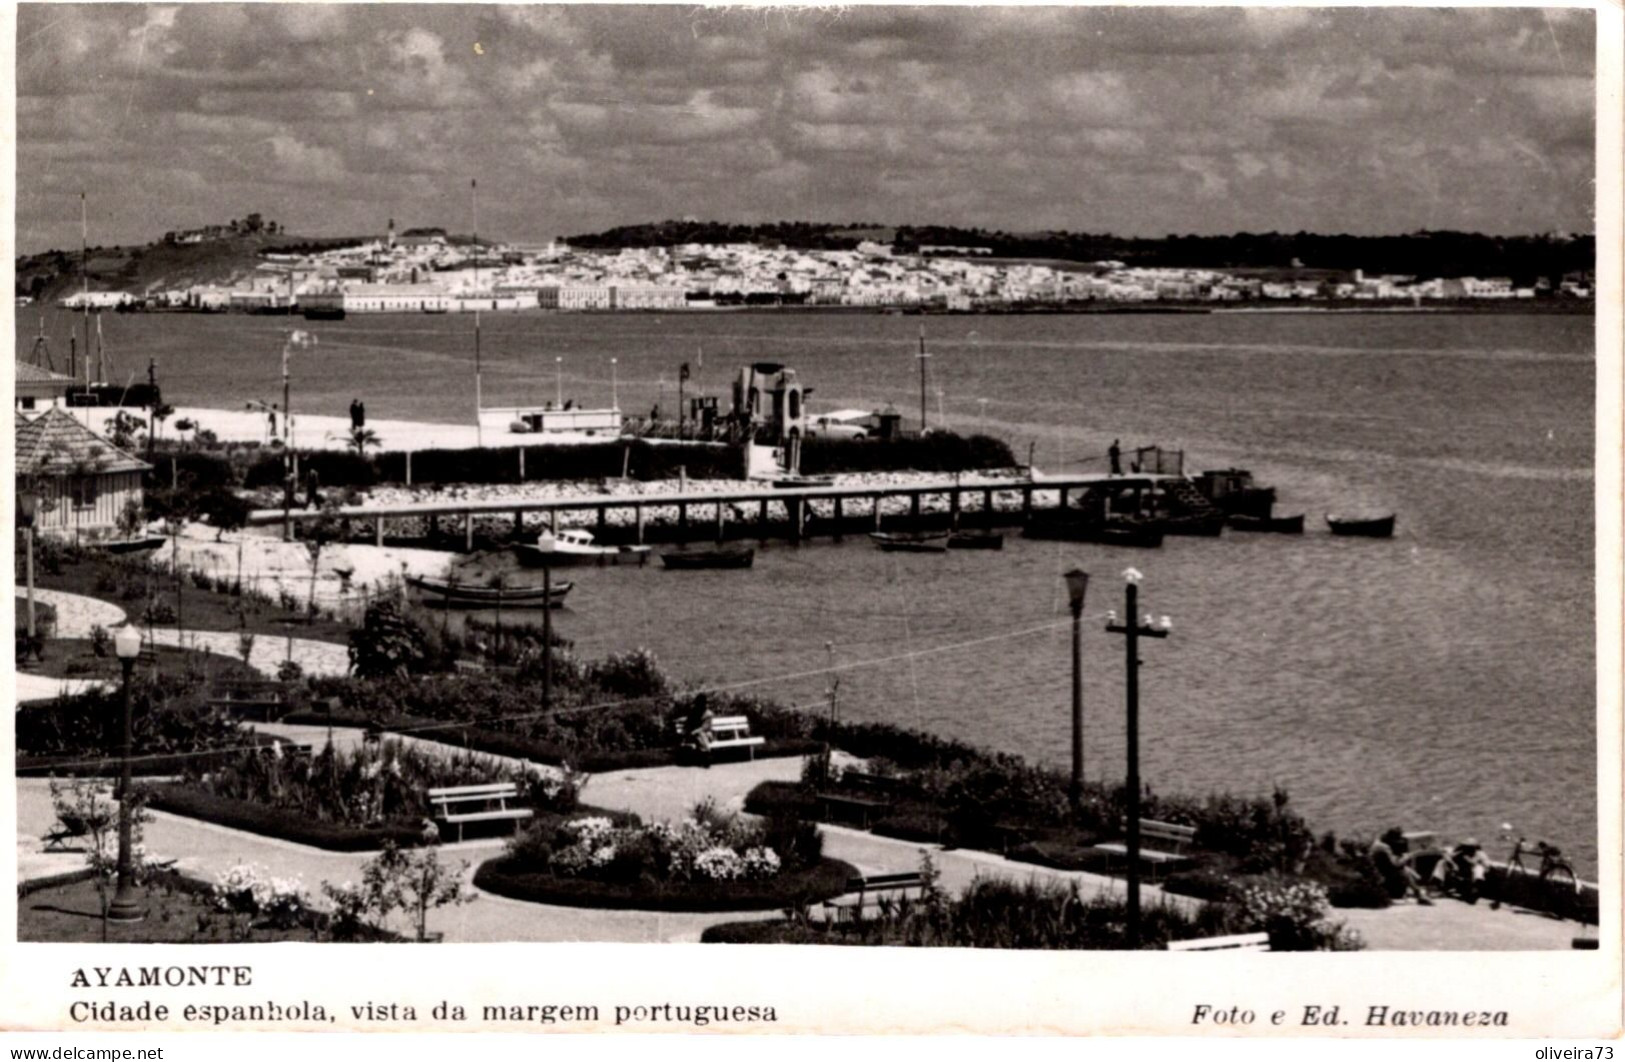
807, 415, 868, 440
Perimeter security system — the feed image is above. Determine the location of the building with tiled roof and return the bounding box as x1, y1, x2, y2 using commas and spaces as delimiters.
15, 360, 76, 418
15, 408, 149, 537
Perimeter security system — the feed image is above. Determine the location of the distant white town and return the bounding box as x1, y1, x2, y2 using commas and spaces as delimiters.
50, 221, 1595, 314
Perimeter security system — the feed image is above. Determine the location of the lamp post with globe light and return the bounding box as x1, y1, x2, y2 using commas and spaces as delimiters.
1104, 567, 1172, 948
108, 625, 147, 923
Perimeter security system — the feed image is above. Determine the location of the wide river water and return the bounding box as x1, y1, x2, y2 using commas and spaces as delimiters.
20, 308, 1599, 872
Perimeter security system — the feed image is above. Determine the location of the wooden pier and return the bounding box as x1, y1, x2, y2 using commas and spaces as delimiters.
248, 473, 1175, 549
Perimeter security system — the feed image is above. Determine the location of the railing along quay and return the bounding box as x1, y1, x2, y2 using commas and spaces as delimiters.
246, 473, 1175, 549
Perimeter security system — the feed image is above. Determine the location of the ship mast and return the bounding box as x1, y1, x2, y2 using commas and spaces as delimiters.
78, 191, 89, 386
472, 177, 483, 446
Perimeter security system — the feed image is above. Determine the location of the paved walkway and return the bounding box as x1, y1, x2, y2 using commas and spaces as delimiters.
146, 627, 351, 678
14, 673, 110, 704
16, 588, 126, 638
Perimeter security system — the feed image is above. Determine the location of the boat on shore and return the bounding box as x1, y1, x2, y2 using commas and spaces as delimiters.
408, 574, 572, 608
513, 528, 652, 567
870, 531, 950, 553
1228, 513, 1305, 534
947, 530, 1004, 550
301, 305, 346, 321
99, 536, 167, 555
773, 474, 836, 489
1326, 513, 1396, 538
660, 545, 756, 570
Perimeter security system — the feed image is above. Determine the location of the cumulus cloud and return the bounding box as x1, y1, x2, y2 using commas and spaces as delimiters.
14, 4, 1597, 251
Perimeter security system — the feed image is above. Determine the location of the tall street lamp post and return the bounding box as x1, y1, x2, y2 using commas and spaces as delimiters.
610, 358, 619, 412
18, 491, 39, 641
555, 356, 563, 408
108, 625, 147, 923
1064, 569, 1089, 814
1104, 567, 1172, 949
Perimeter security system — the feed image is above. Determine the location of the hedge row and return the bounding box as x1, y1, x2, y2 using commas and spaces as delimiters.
472, 854, 857, 912
279, 704, 821, 772
145, 784, 426, 851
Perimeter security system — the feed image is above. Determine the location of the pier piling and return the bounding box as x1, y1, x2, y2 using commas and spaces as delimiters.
635, 505, 645, 545
715, 502, 726, 543
949, 489, 961, 531
464, 512, 474, 552
833, 496, 844, 541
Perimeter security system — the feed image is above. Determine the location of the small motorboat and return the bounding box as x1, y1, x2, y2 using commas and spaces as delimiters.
1326, 513, 1396, 538
947, 531, 1004, 550
660, 545, 756, 570
99, 536, 167, 555
513, 528, 652, 567
870, 531, 950, 553
1228, 513, 1305, 534
408, 575, 572, 608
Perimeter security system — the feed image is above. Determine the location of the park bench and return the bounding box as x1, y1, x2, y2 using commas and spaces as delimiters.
816, 770, 916, 828
1166, 932, 1271, 953
675, 715, 766, 761
209, 679, 287, 723
1091, 818, 1198, 880
427, 782, 533, 842
822, 871, 932, 922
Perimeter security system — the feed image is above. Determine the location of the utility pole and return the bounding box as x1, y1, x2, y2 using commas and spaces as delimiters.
282, 338, 293, 541
79, 191, 88, 387
1063, 569, 1089, 813
679, 361, 690, 439
916, 326, 930, 434
541, 563, 553, 715
1105, 568, 1172, 949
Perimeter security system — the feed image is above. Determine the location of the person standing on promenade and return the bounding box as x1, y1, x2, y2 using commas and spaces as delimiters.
357, 400, 366, 428
268, 403, 278, 442
1109, 439, 1122, 476
349, 399, 361, 430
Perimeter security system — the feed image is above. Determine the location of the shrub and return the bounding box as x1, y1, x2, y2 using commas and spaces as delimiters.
348, 600, 433, 678
1235, 875, 1364, 951
473, 854, 855, 912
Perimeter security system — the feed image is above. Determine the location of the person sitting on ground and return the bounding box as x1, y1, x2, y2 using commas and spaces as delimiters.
1430, 837, 1491, 902
1371, 827, 1433, 905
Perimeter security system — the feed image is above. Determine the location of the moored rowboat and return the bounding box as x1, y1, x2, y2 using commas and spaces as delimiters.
870, 531, 950, 553
1326, 513, 1396, 538
947, 531, 1004, 550
1228, 513, 1305, 534
660, 546, 757, 570
408, 575, 572, 608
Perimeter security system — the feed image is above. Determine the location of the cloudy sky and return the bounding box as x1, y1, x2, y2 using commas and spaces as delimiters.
14, 4, 1596, 252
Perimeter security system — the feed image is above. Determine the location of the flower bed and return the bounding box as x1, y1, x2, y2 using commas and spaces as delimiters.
145, 785, 428, 851
474, 804, 852, 912
474, 855, 855, 912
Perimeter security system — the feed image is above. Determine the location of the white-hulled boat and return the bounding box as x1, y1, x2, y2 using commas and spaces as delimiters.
513, 528, 652, 567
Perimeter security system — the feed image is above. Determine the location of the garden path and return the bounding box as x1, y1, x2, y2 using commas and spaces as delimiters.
144, 628, 352, 678
14, 673, 110, 704
14, 588, 126, 637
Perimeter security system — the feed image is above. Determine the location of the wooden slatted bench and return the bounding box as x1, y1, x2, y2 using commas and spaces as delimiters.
816, 771, 915, 827
1092, 818, 1198, 880
1167, 932, 1271, 952
209, 680, 287, 723
426, 782, 533, 842
675, 715, 766, 761
822, 871, 931, 922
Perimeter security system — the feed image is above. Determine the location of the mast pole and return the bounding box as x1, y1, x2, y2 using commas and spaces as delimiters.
79, 191, 89, 386
917, 325, 930, 434
472, 178, 483, 447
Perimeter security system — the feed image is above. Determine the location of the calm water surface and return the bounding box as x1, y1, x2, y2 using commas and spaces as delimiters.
21, 309, 1597, 871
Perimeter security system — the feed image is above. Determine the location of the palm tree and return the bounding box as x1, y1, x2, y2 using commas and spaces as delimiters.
348, 427, 380, 455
